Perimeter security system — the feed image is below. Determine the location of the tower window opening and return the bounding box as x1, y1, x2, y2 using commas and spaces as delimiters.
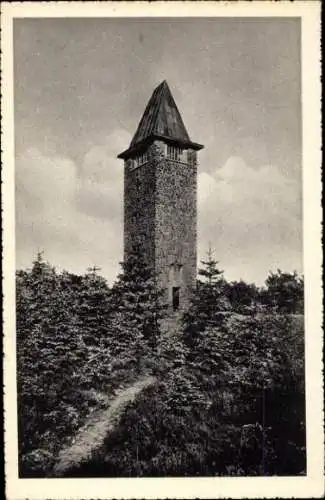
167, 145, 183, 162
138, 151, 148, 166
172, 287, 180, 311
129, 151, 148, 171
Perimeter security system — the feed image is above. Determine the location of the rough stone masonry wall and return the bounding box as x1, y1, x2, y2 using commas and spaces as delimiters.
123, 157, 156, 270
124, 140, 197, 311
153, 141, 197, 310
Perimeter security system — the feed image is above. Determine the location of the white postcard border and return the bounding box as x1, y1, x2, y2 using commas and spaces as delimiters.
2, 2, 323, 499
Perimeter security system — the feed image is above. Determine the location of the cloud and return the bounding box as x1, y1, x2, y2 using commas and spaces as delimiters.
16, 146, 302, 286
15, 130, 131, 282
198, 156, 302, 284
75, 129, 130, 221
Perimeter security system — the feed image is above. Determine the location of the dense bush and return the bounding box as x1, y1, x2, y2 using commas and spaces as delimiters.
17, 252, 165, 476
224, 280, 258, 314
16, 252, 305, 477
67, 312, 305, 477
259, 269, 304, 314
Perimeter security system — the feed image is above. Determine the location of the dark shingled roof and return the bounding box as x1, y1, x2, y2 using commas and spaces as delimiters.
118, 80, 203, 159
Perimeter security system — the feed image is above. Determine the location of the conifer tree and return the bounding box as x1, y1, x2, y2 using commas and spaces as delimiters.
70, 266, 116, 392
110, 246, 167, 372
198, 246, 224, 286
76, 266, 111, 345
17, 252, 72, 464
16, 253, 111, 471
183, 247, 230, 345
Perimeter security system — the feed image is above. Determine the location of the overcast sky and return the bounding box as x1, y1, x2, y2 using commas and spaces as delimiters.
14, 17, 302, 285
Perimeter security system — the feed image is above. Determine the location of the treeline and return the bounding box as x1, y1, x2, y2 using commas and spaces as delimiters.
224, 272, 304, 315
16, 251, 305, 477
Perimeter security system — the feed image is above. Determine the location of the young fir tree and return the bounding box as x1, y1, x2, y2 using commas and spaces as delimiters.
17, 252, 80, 469
56, 267, 114, 394
183, 247, 230, 345
110, 246, 167, 372
76, 266, 111, 345
17, 253, 113, 474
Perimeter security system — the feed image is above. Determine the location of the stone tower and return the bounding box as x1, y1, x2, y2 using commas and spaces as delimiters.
118, 80, 204, 311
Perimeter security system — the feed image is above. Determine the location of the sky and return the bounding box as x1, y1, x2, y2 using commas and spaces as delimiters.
14, 17, 302, 285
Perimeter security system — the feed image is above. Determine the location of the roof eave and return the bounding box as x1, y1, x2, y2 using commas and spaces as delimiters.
155, 134, 204, 151
117, 134, 204, 160
117, 136, 154, 159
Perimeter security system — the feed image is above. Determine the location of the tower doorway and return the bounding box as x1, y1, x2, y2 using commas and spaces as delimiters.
169, 263, 183, 310
172, 287, 180, 311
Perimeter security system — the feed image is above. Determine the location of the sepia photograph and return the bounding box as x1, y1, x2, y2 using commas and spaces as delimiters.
2, 2, 323, 499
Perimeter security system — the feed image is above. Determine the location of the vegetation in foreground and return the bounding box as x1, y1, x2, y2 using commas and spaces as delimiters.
16, 251, 305, 477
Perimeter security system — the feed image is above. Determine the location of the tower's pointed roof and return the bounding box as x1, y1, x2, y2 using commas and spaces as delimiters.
118, 80, 203, 159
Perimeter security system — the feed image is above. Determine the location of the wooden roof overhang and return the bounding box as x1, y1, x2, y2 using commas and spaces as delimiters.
118, 133, 203, 160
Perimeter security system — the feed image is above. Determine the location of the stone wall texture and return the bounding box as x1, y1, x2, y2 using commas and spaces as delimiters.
124, 140, 197, 311
123, 155, 156, 268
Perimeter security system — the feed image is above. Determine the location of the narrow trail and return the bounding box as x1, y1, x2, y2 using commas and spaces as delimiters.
53, 376, 156, 477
